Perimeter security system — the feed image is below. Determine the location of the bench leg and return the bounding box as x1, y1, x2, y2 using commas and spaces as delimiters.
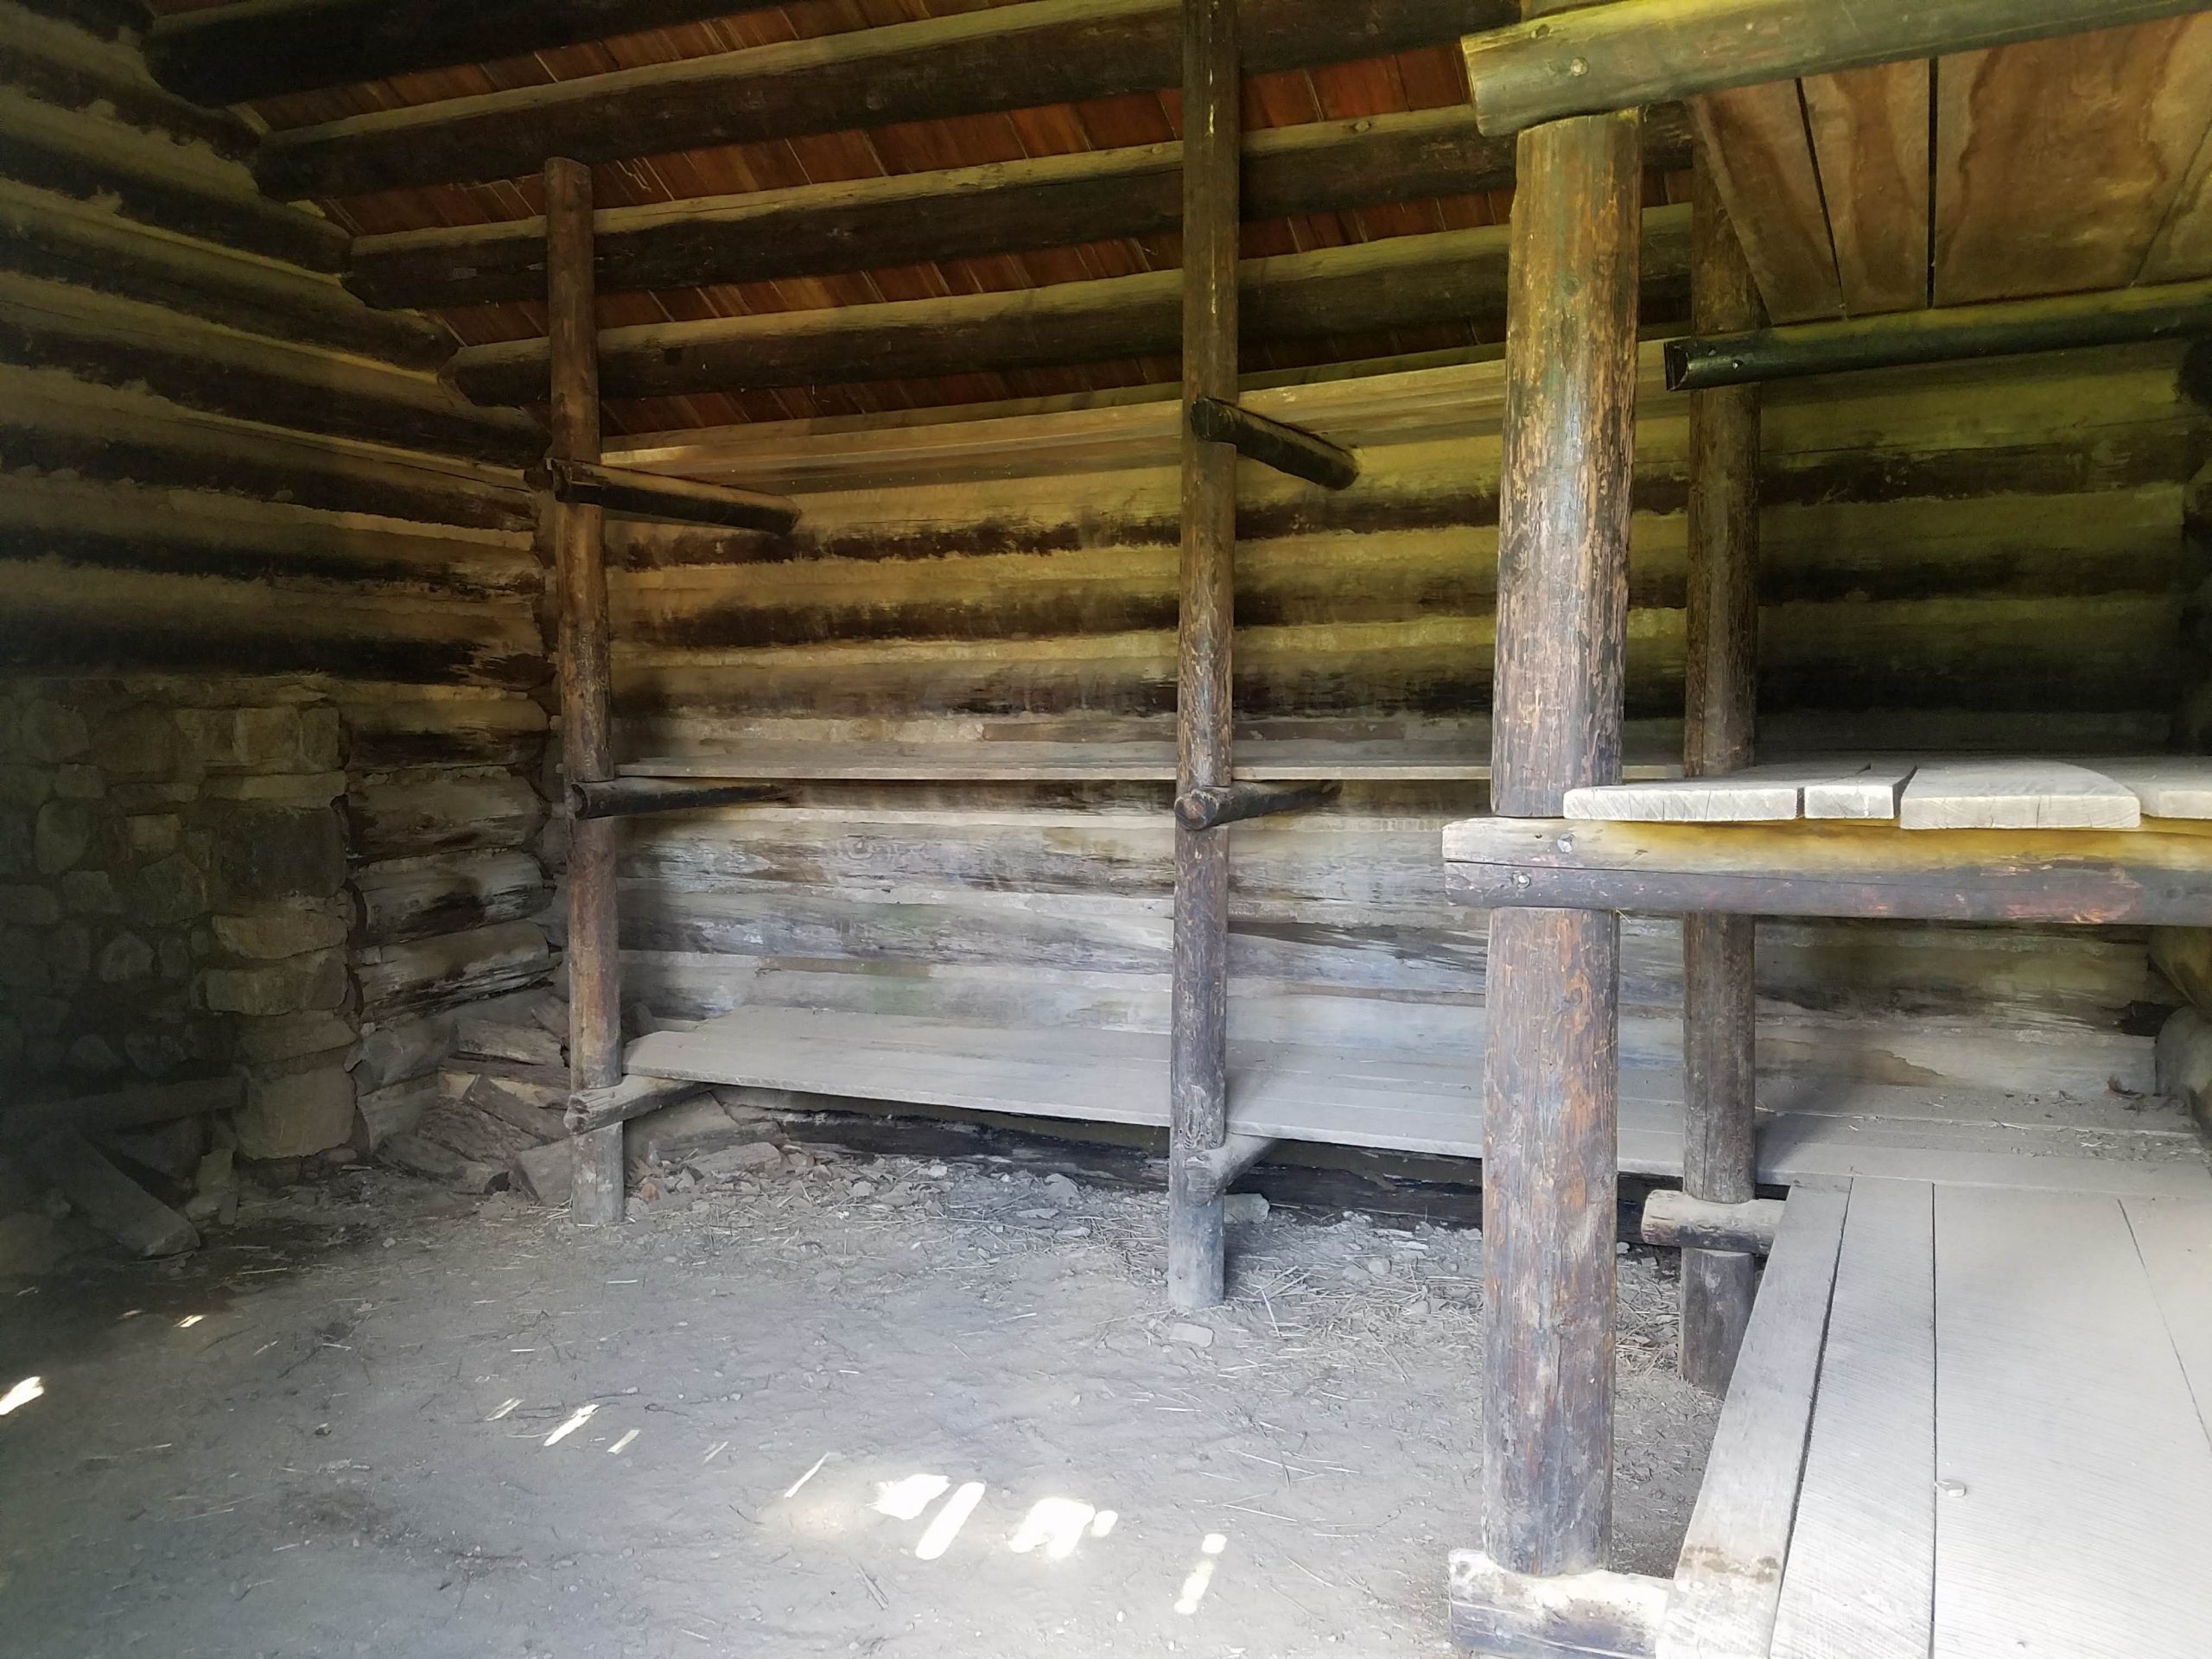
1168, 819, 1230, 1309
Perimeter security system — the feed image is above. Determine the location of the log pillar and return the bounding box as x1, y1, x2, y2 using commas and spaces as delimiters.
1479, 100, 1643, 1580
1678, 156, 1765, 1392
544, 157, 626, 1225
1166, 0, 1239, 1310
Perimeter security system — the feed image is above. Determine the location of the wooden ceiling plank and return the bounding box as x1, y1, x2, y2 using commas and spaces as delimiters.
1800, 60, 1931, 316
251, 0, 1522, 199
1934, 19, 2212, 305
1686, 84, 1845, 324
444, 206, 1692, 405
2139, 118, 2212, 283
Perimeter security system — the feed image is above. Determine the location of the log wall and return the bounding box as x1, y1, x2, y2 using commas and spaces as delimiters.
600, 344, 2207, 1103
0, 6, 552, 1157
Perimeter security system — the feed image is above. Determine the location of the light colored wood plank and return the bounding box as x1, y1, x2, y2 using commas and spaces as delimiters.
1688, 83, 1847, 323
1932, 1185, 2212, 1658
1933, 22, 2212, 304
2121, 1196, 2212, 1442
1801, 61, 1933, 315
1802, 764, 1912, 820
1772, 1179, 1936, 1659
2093, 759, 2212, 821
1565, 762, 1915, 823
1659, 1187, 1851, 1659
1897, 761, 2142, 830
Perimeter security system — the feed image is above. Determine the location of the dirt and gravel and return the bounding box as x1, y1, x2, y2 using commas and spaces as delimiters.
0, 1144, 1719, 1658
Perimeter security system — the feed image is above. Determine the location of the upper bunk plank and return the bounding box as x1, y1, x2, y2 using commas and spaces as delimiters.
1442, 817, 2212, 926
1687, 85, 1846, 323
346, 105, 1695, 312
1895, 760, 2143, 830
445, 209, 1694, 406
1799, 61, 1930, 315
250, 0, 1522, 200
144, 0, 763, 109
1933, 20, 2212, 304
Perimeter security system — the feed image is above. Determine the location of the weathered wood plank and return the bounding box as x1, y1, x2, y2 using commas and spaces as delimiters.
1800, 60, 1931, 315
1896, 760, 2141, 830
1684, 85, 1845, 323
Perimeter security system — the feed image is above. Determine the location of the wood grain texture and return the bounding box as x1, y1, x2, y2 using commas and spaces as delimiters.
1897, 760, 2143, 830
1687, 83, 1845, 324
1800, 61, 1931, 315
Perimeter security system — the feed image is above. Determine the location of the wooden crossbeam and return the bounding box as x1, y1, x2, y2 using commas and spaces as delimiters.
567, 777, 785, 820
1187, 397, 1358, 489
145, 0, 758, 108
344, 104, 1695, 311
251, 0, 1522, 199
527, 456, 799, 535
1173, 779, 1340, 830
1643, 1192, 1787, 1255
447, 209, 1693, 407
1443, 817, 2212, 926
1666, 274, 2212, 391
1461, 0, 2209, 137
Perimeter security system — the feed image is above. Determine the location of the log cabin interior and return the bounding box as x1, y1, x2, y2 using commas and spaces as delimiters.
1, 0, 2210, 1653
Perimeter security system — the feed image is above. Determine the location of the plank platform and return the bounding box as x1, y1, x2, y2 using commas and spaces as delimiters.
1676, 1179, 2212, 1658
625, 1007, 2212, 1198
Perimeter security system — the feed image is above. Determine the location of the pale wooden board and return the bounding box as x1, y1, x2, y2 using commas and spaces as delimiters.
1772, 1179, 1936, 1659
626, 1008, 2209, 1194
2090, 759, 2212, 822
1688, 84, 1847, 322
1802, 61, 1932, 316
1565, 763, 1915, 823
1800, 763, 1914, 821
1658, 1187, 1850, 1659
1897, 761, 2142, 831
1932, 1185, 2212, 1658
2120, 1196, 2212, 1442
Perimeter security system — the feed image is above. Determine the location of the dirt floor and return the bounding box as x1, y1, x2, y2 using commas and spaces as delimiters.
0, 1143, 1720, 1659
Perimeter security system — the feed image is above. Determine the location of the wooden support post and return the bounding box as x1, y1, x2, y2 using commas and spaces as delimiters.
1167, 0, 1239, 1313
1679, 158, 1763, 1395
545, 156, 626, 1225
1476, 66, 1643, 1592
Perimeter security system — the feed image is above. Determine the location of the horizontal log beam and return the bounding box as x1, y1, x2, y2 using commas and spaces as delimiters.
529, 456, 800, 535
254, 0, 1524, 200
0, 177, 449, 368
1442, 816, 2212, 925
1666, 276, 2212, 391
1174, 779, 1341, 830
568, 777, 787, 820
451, 207, 1692, 405
0, 269, 541, 466
1190, 1132, 1277, 1199
345, 104, 1694, 310
0, 1073, 244, 1145
1641, 1191, 1786, 1254
1460, 0, 2208, 137
567, 1072, 704, 1134
0, 0, 252, 157
146, 0, 759, 109
1188, 395, 1358, 488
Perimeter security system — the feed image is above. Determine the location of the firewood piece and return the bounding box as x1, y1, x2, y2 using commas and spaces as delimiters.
28, 1128, 198, 1257
463, 1076, 568, 1147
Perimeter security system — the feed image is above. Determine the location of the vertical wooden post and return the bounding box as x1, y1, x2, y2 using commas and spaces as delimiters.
1481, 100, 1643, 1577
1167, 0, 1239, 1311
544, 157, 625, 1225
1679, 156, 1765, 1391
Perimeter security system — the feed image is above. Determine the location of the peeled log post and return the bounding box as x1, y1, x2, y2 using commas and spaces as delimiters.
1679, 157, 1763, 1395
544, 157, 626, 1226
1478, 90, 1643, 1583
1167, 0, 1239, 1313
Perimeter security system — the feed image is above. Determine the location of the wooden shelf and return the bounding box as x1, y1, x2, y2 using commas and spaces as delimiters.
620, 740, 1682, 785
1443, 815, 2212, 926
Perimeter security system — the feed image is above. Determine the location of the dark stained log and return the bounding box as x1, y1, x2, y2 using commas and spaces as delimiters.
1187, 396, 1358, 489
1173, 779, 1340, 830
1444, 817, 2212, 926
545, 156, 627, 1227
0, 3, 252, 157
0, 87, 346, 270
10, 0, 149, 41
1668, 273, 2212, 391
1642, 1192, 1787, 1255
146, 0, 760, 108
0, 178, 448, 367
353, 849, 551, 947
0, 270, 540, 465
0, 1074, 243, 1145
1678, 157, 1763, 1396
346, 773, 546, 861
447, 209, 1693, 406
528, 456, 800, 536
0, 364, 533, 531
1460, 0, 2205, 137
353, 921, 553, 1019
1481, 94, 1643, 1580
1168, 0, 1240, 1314
569, 777, 786, 820
345, 103, 1695, 311
254, 0, 1523, 199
